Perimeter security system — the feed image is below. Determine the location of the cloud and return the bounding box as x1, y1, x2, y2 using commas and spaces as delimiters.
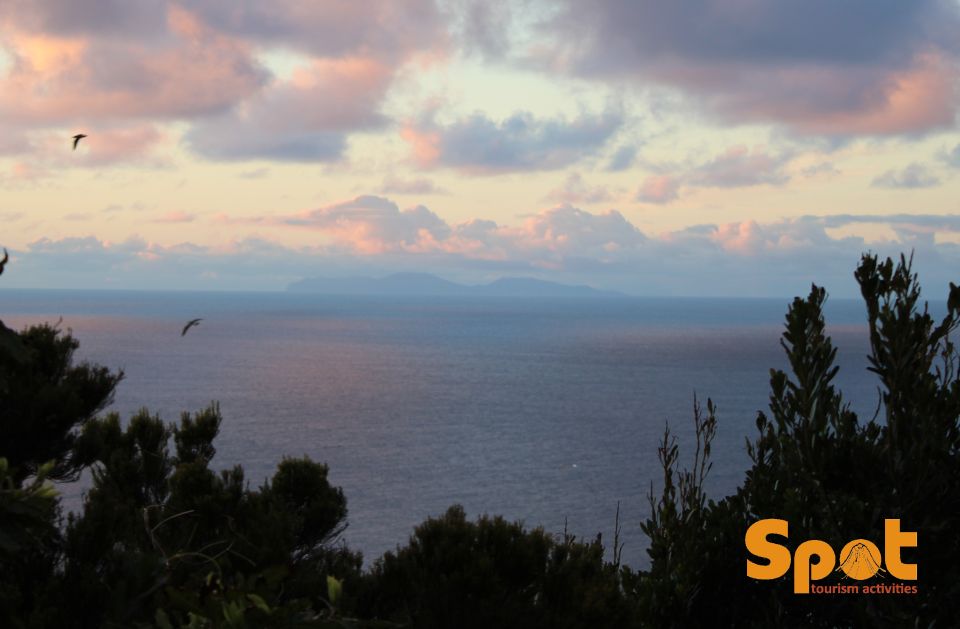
379, 176, 447, 195
276, 195, 642, 262
689, 146, 792, 188
9, 207, 960, 296
802, 162, 841, 178
633, 146, 792, 201
152, 211, 197, 223
0, 1, 169, 39
636, 175, 680, 204
546, 173, 614, 204
0, 161, 51, 184
871, 163, 941, 189
605, 145, 637, 172
516, 204, 644, 255
942, 144, 960, 168
185, 0, 445, 60
284, 195, 451, 254
448, 0, 514, 59
401, 109, 624, 173
69, 125, 167, 166
820, 213, 960, 244
0, 127, 35, 156
185, 57, 392, 161
0, 1, 448, 164
0, 7, 268, 126
542, 0, 960, 136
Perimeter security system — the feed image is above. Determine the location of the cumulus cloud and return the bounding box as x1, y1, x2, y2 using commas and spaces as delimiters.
519, 205, 644, 252
871, 163, 941, 189
9, 206, 960, 296
541, 0, 960, 137
401, 109, 623, 173
274, 195, 642, 264
284, 195, 451, 254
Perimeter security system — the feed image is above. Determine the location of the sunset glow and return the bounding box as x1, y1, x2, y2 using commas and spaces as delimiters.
1, 0, 958, 295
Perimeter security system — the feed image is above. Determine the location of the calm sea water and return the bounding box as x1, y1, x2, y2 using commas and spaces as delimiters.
1, 289, 885, 568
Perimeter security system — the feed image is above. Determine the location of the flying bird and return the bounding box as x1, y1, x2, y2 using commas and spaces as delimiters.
181, 318, 203, 336
0, 248, 8, 276
72, 134, 87, 150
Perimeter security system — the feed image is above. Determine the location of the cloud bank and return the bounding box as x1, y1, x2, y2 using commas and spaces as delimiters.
6, 199, 958, 297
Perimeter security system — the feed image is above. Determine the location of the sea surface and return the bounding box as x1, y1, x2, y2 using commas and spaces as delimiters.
1, 289, 890, 568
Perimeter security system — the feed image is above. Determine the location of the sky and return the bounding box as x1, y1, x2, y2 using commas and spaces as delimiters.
1, 0, 959, 297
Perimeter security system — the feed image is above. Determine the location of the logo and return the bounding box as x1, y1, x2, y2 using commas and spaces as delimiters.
745, 519, 917, 594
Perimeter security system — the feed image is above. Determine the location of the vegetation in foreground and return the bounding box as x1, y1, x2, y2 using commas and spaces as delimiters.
1, 254, 958, 628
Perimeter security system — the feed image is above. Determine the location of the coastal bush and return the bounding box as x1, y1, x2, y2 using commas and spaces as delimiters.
357, 505, 639, 628
638, 254, 960, 627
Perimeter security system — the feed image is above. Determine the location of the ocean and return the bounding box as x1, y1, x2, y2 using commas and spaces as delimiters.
1, 289, 885, 568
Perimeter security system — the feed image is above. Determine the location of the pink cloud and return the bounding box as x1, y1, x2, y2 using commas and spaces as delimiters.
636, 175, 680, 204
70, 125, 166, 165
0, 1, 448, 165
515, 205, 645, 253
0, 10, 266, 125
285, 196, 450, 254
684, 53, 958, 136
544, 0, 960, 137
274, 196, 645, 262
400, 124, 442, 167
186, 57, 393, 161
711, 220, 769, 255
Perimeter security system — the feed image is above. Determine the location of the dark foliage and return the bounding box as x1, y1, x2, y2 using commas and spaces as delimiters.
639, 254, 960, 628
358, 505, 639, 629
57, 405, 362, 627
0, 320, 122, 485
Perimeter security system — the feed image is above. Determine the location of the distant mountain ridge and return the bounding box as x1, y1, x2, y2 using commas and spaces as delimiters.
287, 273, 623, 298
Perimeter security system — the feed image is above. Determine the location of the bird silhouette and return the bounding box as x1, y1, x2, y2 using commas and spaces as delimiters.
181, 318, 203, 336
72, 134, 87, 150
0, 248, 8, 275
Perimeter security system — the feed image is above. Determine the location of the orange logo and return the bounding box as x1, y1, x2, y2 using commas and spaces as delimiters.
745, 519, 917, 594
